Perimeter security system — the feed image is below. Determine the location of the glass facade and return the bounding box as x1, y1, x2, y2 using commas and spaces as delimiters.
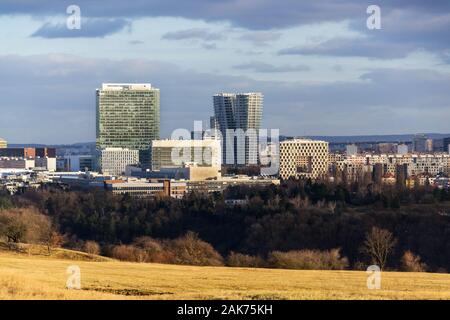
96, 84, 160, 169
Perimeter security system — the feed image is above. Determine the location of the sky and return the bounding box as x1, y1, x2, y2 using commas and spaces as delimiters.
0, 0, 449, 144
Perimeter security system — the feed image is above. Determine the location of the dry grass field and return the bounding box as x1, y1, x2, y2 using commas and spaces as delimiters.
0, 247, 449, 300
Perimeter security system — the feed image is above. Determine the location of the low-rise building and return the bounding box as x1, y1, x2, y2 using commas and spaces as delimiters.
330, 152, 450, 186
100, 148, 139, 176
186, 175, 280, 193
104, 179, 187, 199
0, 138, 7, 148
0, 158, 35, 169
151, 139, 222, 170
57, 155, 94, 172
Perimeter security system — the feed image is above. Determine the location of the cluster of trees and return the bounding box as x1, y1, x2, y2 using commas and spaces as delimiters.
0, 178, 449, 272
0, 207, 62, 253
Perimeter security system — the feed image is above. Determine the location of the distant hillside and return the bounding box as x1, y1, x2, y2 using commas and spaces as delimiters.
295, 133, 450, 144
8, 142, 96, 148
8, 133, 450, 148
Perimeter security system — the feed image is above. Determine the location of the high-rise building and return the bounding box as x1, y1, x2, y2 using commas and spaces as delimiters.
413, 134, 428, 153
279, 139, 329, 180
0, 138, 7, 149
100, 148, 139, 176
96, 83, 160, 169
443, 137, 450, 154
426, 139, 434, 152
213, 92, 263, 166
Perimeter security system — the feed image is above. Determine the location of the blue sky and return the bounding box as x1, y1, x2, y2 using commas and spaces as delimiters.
0, 0, 449, 143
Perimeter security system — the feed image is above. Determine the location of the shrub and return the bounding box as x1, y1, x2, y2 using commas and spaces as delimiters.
83, 241, 101, 256
401, 251, 427, 272
166, 231, 223, 266
132, 236, 173, 263
226, 252, 264, 268
267, 248, 349, 270
111, 245, 148, 263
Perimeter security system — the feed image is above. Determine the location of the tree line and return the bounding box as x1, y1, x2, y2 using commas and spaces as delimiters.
0, 178, 449, 272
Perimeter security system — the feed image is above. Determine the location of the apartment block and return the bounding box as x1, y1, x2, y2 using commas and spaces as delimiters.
279, 139, 329, 180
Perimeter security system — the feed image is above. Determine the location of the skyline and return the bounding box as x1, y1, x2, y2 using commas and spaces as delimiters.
1, 1, 450, 144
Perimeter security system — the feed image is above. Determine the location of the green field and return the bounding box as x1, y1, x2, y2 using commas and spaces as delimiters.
1, 248, 449, 300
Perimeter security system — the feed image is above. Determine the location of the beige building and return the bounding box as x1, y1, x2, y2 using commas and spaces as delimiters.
0, 138, 7, 149
279, 139, 329, 180
151, 139, 221, 170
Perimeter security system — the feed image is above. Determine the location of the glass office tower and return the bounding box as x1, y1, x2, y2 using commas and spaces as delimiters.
96, 83, 160, 169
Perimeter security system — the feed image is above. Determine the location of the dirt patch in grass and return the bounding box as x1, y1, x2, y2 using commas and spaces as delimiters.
84, 286, 174, 297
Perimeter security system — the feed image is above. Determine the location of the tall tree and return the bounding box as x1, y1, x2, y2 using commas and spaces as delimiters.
362, 227, 397, 270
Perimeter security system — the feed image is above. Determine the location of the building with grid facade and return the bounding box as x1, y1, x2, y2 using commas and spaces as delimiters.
100, 148, 139, 176
279, 139, 329, 180
96, 83, 160, 169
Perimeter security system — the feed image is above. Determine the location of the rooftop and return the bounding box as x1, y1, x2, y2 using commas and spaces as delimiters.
282, 138, 328, 144
99, 83, 156, 91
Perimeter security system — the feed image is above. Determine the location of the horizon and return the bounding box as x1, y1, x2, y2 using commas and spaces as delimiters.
6, 132, 450, 146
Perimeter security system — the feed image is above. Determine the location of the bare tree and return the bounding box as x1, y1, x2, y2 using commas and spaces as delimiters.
362, 227, 397, 270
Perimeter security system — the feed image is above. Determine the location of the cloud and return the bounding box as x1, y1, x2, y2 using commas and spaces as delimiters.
2, 1, 450, 61
129, 40, 144, 45
239, 31, 282, 46
279, 9, 450, 60
278, 37, 419, 59
202, 43, 218, 50
162, 28, 224, 41
1, 54, 450, 144
31, 18, 131, 38
233, 61, 310, 73
0, 0, 366, 30
1, 0, 450, 31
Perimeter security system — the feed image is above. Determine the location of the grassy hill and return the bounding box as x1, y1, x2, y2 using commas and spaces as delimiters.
1, 247, 450, 300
